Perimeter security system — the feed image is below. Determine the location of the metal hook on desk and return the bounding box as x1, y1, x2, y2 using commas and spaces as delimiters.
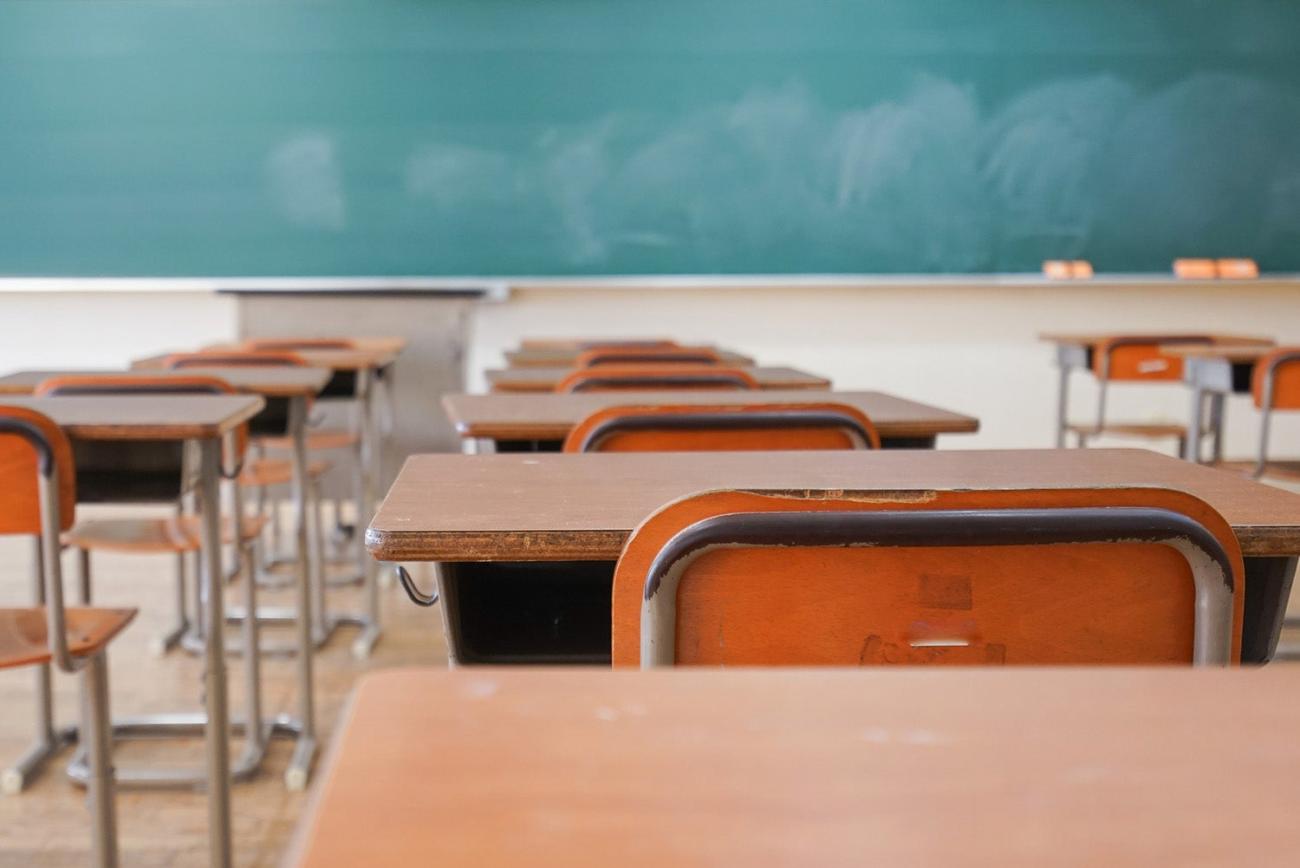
395, 565, 438, 607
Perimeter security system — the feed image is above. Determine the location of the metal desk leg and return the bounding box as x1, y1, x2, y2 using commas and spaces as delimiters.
1185, 380, 1204, 462
196, 438, 232, 868
335, 367, 381, 659
1053, 343, 1086, 448
2, 537, 75, 794
285, 394, 318, 791
1210, 393, 1227, 463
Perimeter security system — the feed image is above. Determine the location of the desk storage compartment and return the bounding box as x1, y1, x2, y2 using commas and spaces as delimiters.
72, 440, 183, 503
440, 561, 614, 664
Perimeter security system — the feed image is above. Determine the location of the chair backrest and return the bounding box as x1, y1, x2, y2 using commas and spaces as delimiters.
164, 350, 307, 368
576, 347, 723, 368
611, 487, 1242, 668
244, 338, 354, 351
35, 374, 249, 463
556, 365, 759, 393
1092, 335, 1213, 382
1252, 348, 1300, 410
0, 406, 76, 535
563, 403, 880, 452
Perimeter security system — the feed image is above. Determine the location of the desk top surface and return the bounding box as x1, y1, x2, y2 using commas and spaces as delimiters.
288, 666, 1300, 868
0, 367, 330, 397
0, 394, 264, 440
367, 448, 1300, 561
485, 365, 830, 392
442, 390, 979, 441
505, 346, 754, 368
1040, 332, 1275, 348
133, 345, 397, 372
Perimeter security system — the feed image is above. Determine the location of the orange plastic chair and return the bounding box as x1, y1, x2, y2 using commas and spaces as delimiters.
563, 403, 880, 452
1249, 347, 1300, 478
1069, 335, 1214, 449
575, 346, 724, 368
0, 406, 133, 865
556, 365, 759, 393
612, 488, 1241, 668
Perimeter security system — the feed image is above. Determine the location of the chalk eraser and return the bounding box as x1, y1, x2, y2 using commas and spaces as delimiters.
1174, 259, 1218, 279
1216, 258, 1258, 279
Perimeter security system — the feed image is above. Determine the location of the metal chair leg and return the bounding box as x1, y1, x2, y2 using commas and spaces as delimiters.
83, 652, 119, 868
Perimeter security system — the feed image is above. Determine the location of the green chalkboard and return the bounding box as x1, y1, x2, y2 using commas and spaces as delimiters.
2, 1, 1299, 276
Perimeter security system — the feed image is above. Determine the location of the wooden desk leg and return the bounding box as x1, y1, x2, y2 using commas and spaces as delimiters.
196, 438, 233, 868
285, 395, 318, 791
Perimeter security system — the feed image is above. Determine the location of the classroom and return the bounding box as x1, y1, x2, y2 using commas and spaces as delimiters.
2, 2, 1300, 865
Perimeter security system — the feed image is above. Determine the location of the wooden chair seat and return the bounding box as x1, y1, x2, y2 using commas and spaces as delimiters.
0, 607, 136, 669
255, 430, 358, 452
64, 515, 270, 554
240, 458, 331, 488
1066, 422, 1188, 440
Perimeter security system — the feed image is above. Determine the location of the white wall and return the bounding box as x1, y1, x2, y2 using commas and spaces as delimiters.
469, 279, 1300, 457
4, 280, 1300, 460
0, 291, 238, 370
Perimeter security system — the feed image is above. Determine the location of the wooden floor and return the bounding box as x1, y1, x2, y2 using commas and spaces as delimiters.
0, 504, 447, 867
2, 501, 1299, 866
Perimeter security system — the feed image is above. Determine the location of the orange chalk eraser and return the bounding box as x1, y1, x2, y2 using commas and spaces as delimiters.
1174, 259, 1218, 279
1216, 258, 1258, 279
1043, 260, 1072, 279
1069, 260, 1094, 279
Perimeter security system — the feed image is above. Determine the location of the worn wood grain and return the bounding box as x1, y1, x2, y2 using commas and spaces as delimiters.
288, 666, 1300, 868
0, 368, 329, 398
485, 365, 829, 392
366, 449, 1300, 560
0, 395, 264, 441
442, 390, 976, 441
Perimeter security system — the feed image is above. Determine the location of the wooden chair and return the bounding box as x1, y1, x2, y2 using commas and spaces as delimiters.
1, 406, 134, 866
1069, 335, 1214, 450
556, 365, 759, 393
34, 374, 279, 786
563, 403, 880, 452
612, 487, 1242, 668
575, 346, 723, 368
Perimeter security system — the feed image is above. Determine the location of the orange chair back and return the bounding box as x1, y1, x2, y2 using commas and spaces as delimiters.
1092, 335, 1213, 381
35, 375, 249, 461
163, 350, 307, 368
556, 365, 759, 393
612, 488, 1242, 667
0, 406, 76, 535
1252, 348, 1300, 410
563, 403, 880, 452
244, 338, 354, 351
576, 347, 723, 368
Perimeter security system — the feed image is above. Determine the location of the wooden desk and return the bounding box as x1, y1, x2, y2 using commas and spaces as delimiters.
131, 349, 392, 657
443, 390, 979, 452
289, 666, 1300, 868
506, 346, 754, 368
368, 448, 1300, 665
0, 367, 330, 398
485, 365, 830, 393
0, 394, 263, 866
1038, 333, 1274, 448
